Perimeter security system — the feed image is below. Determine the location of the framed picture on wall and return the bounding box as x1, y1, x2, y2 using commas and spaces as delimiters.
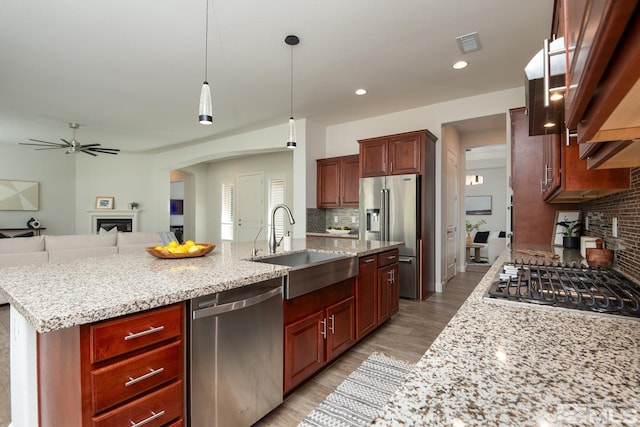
95, 196, 114, 210
465, 195, 492, 215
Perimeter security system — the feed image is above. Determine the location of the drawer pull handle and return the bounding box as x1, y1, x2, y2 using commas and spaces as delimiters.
125, 367, 165, 387
387, 255, 396, 260
364, 258, 375, 263
329, 314, 335, 334
130, 410, 165, 427
124, 325, 165, 341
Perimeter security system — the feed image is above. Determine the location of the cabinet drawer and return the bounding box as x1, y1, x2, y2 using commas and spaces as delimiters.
91, 341, 182, 414
377, 249, 399, 267
93, 379, 183, 427
90, 303, 183, 363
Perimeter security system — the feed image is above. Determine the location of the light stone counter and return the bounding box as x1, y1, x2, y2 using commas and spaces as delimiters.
373, 249, 640, 426
0, 237, 402, 333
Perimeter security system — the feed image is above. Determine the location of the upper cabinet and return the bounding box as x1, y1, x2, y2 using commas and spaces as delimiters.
553, 0, 640, 168
316, 155, 359, 208
358, 130, 436, 177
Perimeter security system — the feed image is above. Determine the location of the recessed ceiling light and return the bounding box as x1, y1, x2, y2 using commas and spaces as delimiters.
544, 121, 556, 128
355, 88, 367, 95
453, 60, 468, 70
549, 91, 564, 101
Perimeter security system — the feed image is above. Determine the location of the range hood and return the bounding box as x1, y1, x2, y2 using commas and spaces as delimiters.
524, 37, 565, 136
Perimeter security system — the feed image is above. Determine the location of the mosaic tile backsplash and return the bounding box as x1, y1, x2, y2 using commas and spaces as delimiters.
306, 208, 360, 233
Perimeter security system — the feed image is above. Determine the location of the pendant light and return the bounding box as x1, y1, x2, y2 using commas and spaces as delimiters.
285, 35, 299, 149
198, 0, 213, 125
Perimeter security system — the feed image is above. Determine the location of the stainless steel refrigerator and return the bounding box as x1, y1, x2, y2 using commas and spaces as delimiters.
359, 174, 420, 299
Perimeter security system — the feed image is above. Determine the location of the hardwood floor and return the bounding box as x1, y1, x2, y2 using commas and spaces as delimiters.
0, 270, 484, 427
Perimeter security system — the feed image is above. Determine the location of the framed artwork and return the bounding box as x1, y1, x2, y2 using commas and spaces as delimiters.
465, 195, 492, 215
95, 196, 114, 210
0, 180, 39, 210
552, 210, 581, 246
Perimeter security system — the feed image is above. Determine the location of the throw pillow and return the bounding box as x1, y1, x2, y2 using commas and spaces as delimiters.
498, 231, 506, 238
473, 231, 490, 243
0, 232, 9, 239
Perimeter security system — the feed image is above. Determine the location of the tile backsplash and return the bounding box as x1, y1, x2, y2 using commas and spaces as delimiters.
581, 167, 640, 283
306, 208, 360, 233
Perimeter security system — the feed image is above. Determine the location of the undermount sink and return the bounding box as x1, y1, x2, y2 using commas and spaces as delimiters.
253, 250, 357, 299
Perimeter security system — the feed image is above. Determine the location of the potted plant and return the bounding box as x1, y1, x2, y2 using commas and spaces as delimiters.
556, 218, 580, 248
129, 202, 139, 210
465, 219, 486, 245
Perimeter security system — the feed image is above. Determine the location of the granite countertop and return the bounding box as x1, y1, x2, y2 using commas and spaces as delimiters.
373, 246, 640, 426
0, 237, 402, 333
306, 232, 359, 240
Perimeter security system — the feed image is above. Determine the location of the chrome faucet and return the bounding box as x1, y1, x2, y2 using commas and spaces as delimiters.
252, 227, 263, 258
269, 204, 295, 254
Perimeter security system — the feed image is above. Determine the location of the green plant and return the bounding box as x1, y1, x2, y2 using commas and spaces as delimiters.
556, 218, 580, 237
130, 202, 139, 209
465, 219, 486, 234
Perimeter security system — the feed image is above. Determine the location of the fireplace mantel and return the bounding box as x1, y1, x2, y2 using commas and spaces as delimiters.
87, 209, 139, 234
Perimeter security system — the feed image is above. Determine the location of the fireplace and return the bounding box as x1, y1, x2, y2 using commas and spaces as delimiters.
88, 209, 139, 234
96, 218, 132, 233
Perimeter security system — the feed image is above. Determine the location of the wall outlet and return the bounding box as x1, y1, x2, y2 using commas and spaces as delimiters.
351, 216, 357, 223
612, 217, 618, 238
584, 216, 589, 230
334, 216, 339, 223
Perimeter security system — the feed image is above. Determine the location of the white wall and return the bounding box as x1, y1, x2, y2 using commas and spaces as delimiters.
0, 144, 76, 235
207, 151, 293, 243
464, 166, 507, 232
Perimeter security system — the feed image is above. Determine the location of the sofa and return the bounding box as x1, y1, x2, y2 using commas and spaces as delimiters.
470, 230, 506, 264
0, 232, 162, 305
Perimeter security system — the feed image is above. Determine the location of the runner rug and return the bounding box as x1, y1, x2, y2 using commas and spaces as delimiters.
298, 352, 414, 427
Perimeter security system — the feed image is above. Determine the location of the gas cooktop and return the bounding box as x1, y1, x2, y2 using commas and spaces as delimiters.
486, 260, 640, 318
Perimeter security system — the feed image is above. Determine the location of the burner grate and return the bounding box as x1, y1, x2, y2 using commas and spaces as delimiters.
487, 260, 640, 317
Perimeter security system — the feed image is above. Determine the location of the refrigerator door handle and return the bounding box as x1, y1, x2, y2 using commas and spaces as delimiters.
383, 188, 390, 241
380, 188, 386, 241
398, 257, 413, 263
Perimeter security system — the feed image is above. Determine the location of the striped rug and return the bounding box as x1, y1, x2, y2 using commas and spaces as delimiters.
298, 352, 414, 427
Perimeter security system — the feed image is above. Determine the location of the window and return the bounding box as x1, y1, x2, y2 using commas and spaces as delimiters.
267, 178, 285, 238
221, 183, 235, 241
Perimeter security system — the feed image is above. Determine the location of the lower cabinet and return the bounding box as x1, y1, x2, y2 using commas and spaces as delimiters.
283, 278, 356, 394
38, 303, 185, 426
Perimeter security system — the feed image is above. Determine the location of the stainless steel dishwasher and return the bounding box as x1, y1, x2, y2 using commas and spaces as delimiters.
189, 277, 283, 427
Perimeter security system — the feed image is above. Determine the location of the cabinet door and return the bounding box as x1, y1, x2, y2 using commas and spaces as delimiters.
377, 265, 392, 323
388, 133, 421, 175
340, 155, 360, 206
360, 139, 388, 177
317, 158, 340, 208
389, 264, 399, 317
356, 256, 378, 340
284, 311, 325, 393
326, 297, 356, 362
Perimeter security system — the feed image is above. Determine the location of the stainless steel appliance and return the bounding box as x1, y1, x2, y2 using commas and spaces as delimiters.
486, 261, 640, 318
189, 278, 283, 427
360, 174, 420, 299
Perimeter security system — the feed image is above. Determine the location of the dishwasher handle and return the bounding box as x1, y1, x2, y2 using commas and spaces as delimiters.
192, 286, 282, 320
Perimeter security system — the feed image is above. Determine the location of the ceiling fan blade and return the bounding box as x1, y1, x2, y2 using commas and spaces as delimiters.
34, 147, 67, 151
20, 142, 67, 148
26, 139, 63, 146
59, 138, 73, 147
79, 143, 102, 148
80, 149, 98, 156
87, 147, 120, 153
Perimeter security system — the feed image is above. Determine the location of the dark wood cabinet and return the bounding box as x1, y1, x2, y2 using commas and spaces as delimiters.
316, 154, 359, 208
355, 255, 378, 340
377, 249, 399, 323
38, 303, 185, 426
283, 278, 355, 393
359, 130, 432, 177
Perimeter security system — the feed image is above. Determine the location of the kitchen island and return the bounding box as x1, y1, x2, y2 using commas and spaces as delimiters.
0, 237, 402, 427
373, 246, 640, 426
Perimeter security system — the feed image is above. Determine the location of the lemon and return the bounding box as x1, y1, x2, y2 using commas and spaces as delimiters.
188, 245, 201, 253
184, 240, 196, 248
173, 246, 188, 254
167, 240, 179, 248
154, 245, 164, 251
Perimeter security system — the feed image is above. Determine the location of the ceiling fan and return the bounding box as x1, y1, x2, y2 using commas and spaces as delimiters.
20, 123, 120, 156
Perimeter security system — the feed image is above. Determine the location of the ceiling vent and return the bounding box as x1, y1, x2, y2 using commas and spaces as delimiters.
456, 32, 481, 54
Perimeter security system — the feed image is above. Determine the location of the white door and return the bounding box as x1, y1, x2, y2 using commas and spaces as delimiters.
236, 173, 264, 242
446, 148, 458, 279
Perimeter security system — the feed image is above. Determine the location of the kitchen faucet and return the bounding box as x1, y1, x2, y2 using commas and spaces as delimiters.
269, 204, 295, 254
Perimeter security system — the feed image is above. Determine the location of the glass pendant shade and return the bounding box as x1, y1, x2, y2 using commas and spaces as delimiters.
286, 117, 296, 149
199, 81, 213, 125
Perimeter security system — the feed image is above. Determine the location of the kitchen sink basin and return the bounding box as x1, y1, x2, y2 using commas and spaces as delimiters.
254, 250, 357, 299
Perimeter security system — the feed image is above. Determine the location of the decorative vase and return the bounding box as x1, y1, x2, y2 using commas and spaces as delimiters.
563, 236, 580, 249
466, 233, 473, 245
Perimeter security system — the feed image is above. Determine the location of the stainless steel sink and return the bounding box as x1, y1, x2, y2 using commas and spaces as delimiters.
253, 250, 357, 299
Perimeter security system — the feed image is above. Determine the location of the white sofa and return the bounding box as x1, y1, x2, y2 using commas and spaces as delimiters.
0, 232, 162, 304
470, 230, 506, 264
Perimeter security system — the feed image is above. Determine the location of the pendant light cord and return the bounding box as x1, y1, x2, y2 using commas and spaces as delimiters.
204, 0, 209, 82
290, 45, 294, 118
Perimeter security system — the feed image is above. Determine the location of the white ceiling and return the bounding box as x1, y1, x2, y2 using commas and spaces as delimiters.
0, 0, 553, 154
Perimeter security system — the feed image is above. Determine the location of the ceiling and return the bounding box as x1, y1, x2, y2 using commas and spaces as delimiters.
0, 0, 553, 154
